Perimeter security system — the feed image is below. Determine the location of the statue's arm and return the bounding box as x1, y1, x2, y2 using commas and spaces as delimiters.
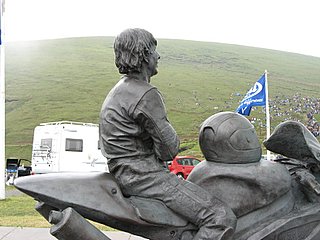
133, 88, 180, 161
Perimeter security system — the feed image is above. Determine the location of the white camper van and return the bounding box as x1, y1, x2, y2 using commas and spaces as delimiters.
31, 121, 108, 174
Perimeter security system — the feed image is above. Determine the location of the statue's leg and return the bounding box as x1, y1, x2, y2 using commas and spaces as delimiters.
159, 174, 236, 240
120, 171, 237, 240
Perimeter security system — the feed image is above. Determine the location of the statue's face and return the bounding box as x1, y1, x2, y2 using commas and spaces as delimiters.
146, 47, 160, 77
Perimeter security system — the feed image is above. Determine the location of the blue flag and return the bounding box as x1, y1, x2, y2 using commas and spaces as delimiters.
236, 74, 266, 116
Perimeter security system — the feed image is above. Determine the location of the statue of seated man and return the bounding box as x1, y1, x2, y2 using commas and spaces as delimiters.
99, 28, 236, 240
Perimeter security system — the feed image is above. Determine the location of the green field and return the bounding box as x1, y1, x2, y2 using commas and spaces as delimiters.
5, 37, 320, 160
0, 187, 114, 230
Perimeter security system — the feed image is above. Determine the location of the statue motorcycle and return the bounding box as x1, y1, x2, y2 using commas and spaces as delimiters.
14, 112, 320, 240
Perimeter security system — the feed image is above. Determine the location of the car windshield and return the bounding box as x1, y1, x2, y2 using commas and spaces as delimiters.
192, 159, 200, 166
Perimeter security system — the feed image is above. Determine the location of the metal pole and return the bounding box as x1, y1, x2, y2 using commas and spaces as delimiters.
0, 0, 5, 200
264, 70, 271, 160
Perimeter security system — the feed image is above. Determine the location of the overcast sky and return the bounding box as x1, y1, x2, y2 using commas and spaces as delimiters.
3, 0, 320, 58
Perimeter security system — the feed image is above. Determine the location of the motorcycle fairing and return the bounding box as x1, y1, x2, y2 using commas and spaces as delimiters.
14, 172, 194, 239
264, 120, 320, 162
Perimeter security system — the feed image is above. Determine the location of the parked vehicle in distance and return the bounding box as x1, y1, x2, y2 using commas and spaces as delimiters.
167, 156, 201, 179
5, 158, 32, 185
31, 121, 108, 174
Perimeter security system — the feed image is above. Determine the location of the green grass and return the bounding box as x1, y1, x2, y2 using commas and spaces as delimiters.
5, 145, 32, 162
5, 37, 320, 160
0, 193, 51, 228
0, 188, 114, 230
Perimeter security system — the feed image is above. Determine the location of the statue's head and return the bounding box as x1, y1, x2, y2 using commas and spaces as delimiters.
199, 112, 262, 164
114, 28, 158, 74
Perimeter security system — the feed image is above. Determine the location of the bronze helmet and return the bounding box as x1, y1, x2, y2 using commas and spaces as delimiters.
199, 112, 261, 163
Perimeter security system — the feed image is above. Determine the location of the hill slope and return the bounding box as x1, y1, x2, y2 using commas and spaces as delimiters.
5, 37, 320, 158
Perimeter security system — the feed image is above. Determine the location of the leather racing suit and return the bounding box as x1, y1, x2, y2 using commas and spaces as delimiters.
99, 76, 236, 240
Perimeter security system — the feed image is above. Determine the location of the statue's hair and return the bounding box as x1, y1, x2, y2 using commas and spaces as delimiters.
114, 28, 157, 74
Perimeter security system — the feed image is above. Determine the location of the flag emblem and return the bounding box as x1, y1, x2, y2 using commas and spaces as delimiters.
236, 74, 266, 116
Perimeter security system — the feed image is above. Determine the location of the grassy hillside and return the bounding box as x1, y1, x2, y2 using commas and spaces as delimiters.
5, 37, 320, 159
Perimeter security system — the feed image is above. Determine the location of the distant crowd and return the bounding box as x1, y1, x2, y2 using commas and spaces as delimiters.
241, 93, 320, 138
306, 112, 319, 137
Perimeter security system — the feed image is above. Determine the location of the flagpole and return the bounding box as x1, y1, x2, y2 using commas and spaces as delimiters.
0, 0, 5, 200
264, 70, 271, 160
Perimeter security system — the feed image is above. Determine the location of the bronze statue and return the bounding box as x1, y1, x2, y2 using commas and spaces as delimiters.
13, 29, 320, 240
14, 111, 320, 239
99, 28, 236, 240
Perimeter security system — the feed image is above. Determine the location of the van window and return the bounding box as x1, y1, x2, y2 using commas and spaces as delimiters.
65, 138, 83, 152
41, 138, 52, 150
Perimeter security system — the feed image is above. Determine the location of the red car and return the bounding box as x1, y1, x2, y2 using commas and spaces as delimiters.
167, 156, 201, 179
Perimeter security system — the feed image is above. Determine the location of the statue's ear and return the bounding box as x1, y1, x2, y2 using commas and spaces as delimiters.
142, 48, 150, 63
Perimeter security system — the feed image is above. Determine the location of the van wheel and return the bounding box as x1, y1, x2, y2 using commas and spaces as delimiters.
176, 173, 184, 179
